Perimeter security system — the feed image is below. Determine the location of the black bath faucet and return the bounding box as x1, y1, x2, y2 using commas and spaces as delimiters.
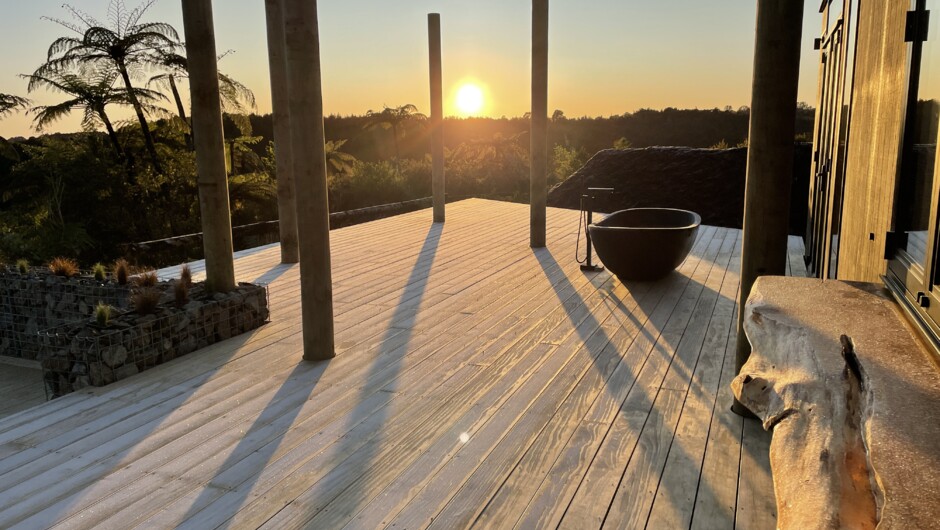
580, 188, 614, 272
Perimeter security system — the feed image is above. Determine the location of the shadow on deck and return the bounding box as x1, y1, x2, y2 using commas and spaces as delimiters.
0, 199, 804, 529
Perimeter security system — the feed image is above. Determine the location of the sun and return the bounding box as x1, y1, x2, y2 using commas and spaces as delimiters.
455, 83, 484, 115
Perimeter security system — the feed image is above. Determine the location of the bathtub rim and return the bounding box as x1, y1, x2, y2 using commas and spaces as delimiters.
591, 207, 702, 232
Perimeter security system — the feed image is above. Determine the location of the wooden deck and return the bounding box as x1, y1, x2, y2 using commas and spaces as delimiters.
0, 199, 807, 529
0, 360, 44, 419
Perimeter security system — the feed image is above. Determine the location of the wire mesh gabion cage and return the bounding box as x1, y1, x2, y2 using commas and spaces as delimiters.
0, 270, 132, 361
36, 282, 269, 400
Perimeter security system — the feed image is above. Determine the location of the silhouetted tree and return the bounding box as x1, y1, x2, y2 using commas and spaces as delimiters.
0, 94, 30, 117
451, 131, 529, 198
23, 68, 164, 158
364, 104, 426, 162
37, 1, 181, 172
0, 93, 31, 160
149, 50, 257, 146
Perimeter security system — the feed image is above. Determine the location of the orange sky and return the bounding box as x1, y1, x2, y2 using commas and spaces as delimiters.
0, 0, 822, 138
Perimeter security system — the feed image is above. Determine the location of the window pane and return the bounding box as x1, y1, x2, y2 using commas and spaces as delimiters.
829, 0, 859, 279
826, 0, 839, 35
898, 3, 939, 268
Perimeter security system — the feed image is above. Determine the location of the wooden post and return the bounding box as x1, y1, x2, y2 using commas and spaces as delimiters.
180, 0, 236, 293
282, 0, 335, 360
264, 0, 300, 264
530, 0, 549, 248
428, 13, 445, 223
733, 0, 803, 416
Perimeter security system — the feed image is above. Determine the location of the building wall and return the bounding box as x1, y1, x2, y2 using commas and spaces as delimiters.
836, 0, 910, 282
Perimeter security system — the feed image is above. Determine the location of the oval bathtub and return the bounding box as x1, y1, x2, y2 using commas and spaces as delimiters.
588, 208, 701, 281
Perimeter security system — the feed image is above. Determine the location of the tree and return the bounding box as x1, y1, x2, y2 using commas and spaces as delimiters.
37, 0, 181, 172
225, 133, 263, 176
613, 137, 632, 150
459, 131, 528, 166
23, 68, 165, 159
0, 94, 30, 117
451, 132, 529, 198
0, 94, 30, 160
551, 144, 587, 185
149, 50, 257, 145
324, 139, 357, 175
149, 51, 190, 140
364, 104, 426, 162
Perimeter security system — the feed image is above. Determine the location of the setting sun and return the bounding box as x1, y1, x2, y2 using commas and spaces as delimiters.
455, 83, 484, 115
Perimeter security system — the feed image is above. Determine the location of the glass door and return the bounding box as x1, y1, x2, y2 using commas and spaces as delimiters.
887, 0, 940, 339
806, 0, 854, 278
827, 0, 859, 279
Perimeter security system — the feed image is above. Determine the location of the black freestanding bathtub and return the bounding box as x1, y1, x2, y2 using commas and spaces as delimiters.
588, 208, 701, 281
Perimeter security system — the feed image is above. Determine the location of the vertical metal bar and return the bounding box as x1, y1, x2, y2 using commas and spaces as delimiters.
585, 208, 594, 268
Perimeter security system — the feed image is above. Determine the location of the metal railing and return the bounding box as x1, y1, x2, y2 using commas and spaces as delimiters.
120, 196, 456, 267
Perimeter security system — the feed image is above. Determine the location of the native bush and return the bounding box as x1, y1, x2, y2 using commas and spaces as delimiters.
551, 145, 589, 186
174, 279, 188, 308
0, 106, 820, 266
328, 160, 409, 211
92, 262, 107, 282
709, 139, 730, 150
135, 270, 158, 287
48, 257, 79, 277
113, 258, 130, 285
613, 137, 632, 150
179, 263, 192, 287
131, 288, 161, 315
95, 302, 111, 326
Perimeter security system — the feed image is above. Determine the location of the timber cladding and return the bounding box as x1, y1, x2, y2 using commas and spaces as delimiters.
838, 0, 910, 282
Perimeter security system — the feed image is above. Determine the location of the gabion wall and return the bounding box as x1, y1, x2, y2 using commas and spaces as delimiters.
39, 283, 269, 399
0, 271, 131, 360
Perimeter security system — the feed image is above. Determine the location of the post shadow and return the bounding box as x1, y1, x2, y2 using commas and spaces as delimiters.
252, 262, 296, 285
530, 238, 730, 525
294, 223, 442, 521
175, 361, 327, 525
0, 327, 263, 527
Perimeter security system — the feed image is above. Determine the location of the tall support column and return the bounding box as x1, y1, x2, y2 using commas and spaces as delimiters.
530, 0, 549, 248
264, 0, 299, 263
282, 0, 335, 360
428, 13, 445, 223
733, 0, 803, 416
181, 0, 235, 293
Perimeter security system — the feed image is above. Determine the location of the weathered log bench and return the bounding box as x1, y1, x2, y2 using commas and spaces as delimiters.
731, 276, 940, 529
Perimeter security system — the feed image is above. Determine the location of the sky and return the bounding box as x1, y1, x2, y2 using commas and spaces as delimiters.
0, 0, 821, 138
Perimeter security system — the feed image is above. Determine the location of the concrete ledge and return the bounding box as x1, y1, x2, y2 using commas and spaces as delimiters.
731, 276, 940, 529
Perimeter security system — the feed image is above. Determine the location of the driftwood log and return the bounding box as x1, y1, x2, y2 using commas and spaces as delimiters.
731, 277, 940, 529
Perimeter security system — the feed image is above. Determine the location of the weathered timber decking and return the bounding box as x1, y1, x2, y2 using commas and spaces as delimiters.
0, 199, 808, 529
0, 361, 44, 419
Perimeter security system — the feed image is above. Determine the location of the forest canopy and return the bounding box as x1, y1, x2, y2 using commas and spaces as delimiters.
0, 106, 815, 267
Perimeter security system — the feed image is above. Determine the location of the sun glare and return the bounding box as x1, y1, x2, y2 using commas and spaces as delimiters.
455, 83, 484, 115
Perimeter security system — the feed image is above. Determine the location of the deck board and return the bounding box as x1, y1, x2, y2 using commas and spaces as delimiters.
0, 199, 799, 529
0, 363, 44, 419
